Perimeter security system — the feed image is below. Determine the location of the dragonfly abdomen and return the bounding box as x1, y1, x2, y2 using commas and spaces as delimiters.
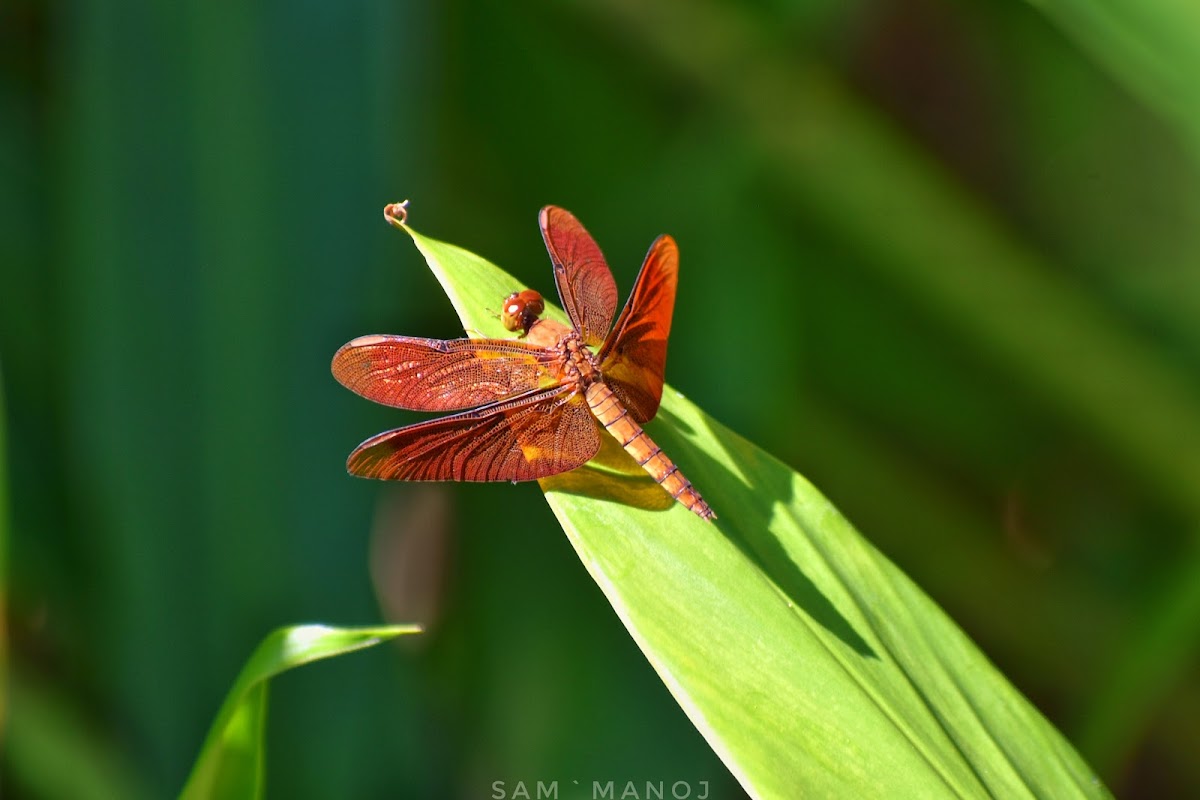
584, 383, 715, 520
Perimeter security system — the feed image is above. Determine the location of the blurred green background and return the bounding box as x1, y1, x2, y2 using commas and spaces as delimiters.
3, 0, 1200, 797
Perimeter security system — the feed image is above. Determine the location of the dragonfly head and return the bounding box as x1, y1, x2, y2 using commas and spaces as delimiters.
501, 289, 545, 335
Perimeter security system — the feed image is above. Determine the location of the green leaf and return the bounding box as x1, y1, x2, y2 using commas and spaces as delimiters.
179, 624, 419, 800
392, 210, 1109, 798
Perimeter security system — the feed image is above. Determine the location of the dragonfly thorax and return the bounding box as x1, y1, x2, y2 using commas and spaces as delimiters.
565, 334, 602, 385
522, 317, 571, 350
520, 317, 600, 386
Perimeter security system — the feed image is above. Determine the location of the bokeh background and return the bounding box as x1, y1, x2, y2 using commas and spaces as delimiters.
3, 0, 1200, 797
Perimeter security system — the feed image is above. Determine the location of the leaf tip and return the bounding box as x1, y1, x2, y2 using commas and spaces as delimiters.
383, 199, 410, 228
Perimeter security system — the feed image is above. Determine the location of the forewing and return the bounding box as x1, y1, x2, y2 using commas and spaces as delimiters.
539, 206, 618, 346
346, 387, 601, 482
332, 335, 559, 411
597, 235, 679, 422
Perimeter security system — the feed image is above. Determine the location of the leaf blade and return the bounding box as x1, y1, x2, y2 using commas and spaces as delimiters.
395, 218, 1108, 798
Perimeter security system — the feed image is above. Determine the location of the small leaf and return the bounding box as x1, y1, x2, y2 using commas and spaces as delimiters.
180, 624, 420, 800
391, 211, 1110, 798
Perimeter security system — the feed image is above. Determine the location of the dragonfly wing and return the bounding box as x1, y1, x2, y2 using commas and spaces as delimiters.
540, 206, 618, 347
597, 234, 678, 422
346, 386, 600, 482
332, 335, 560, 411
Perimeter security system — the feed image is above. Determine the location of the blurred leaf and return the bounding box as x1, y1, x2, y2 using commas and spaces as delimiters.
1008, 0, 1200, 771
0, 371, 7, 724
180, 624, 419, 800
0, 369, 8, 733
394, 213, 1109, 797
5, 670, 150, 800
1023, 0, 1200, 168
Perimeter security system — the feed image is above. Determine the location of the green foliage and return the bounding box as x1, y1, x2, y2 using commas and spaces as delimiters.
1025, 0, 1200, 167
1016, 0, 1200, 771
180, 625, 419, 800
5, 670, 149, 800
0, 371, 8, 743
402, 220, 1109, 797
5, 0, 1200, 796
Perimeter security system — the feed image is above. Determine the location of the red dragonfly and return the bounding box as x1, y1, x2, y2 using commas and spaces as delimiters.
332, 206, 714, 520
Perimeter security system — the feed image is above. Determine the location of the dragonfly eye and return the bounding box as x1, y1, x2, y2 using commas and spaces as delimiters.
500, 289, 545, 334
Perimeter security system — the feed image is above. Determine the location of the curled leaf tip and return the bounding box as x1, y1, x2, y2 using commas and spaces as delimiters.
383, 200, 410, 227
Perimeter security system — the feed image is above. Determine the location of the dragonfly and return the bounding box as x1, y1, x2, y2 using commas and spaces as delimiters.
332, 206, 714, 520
